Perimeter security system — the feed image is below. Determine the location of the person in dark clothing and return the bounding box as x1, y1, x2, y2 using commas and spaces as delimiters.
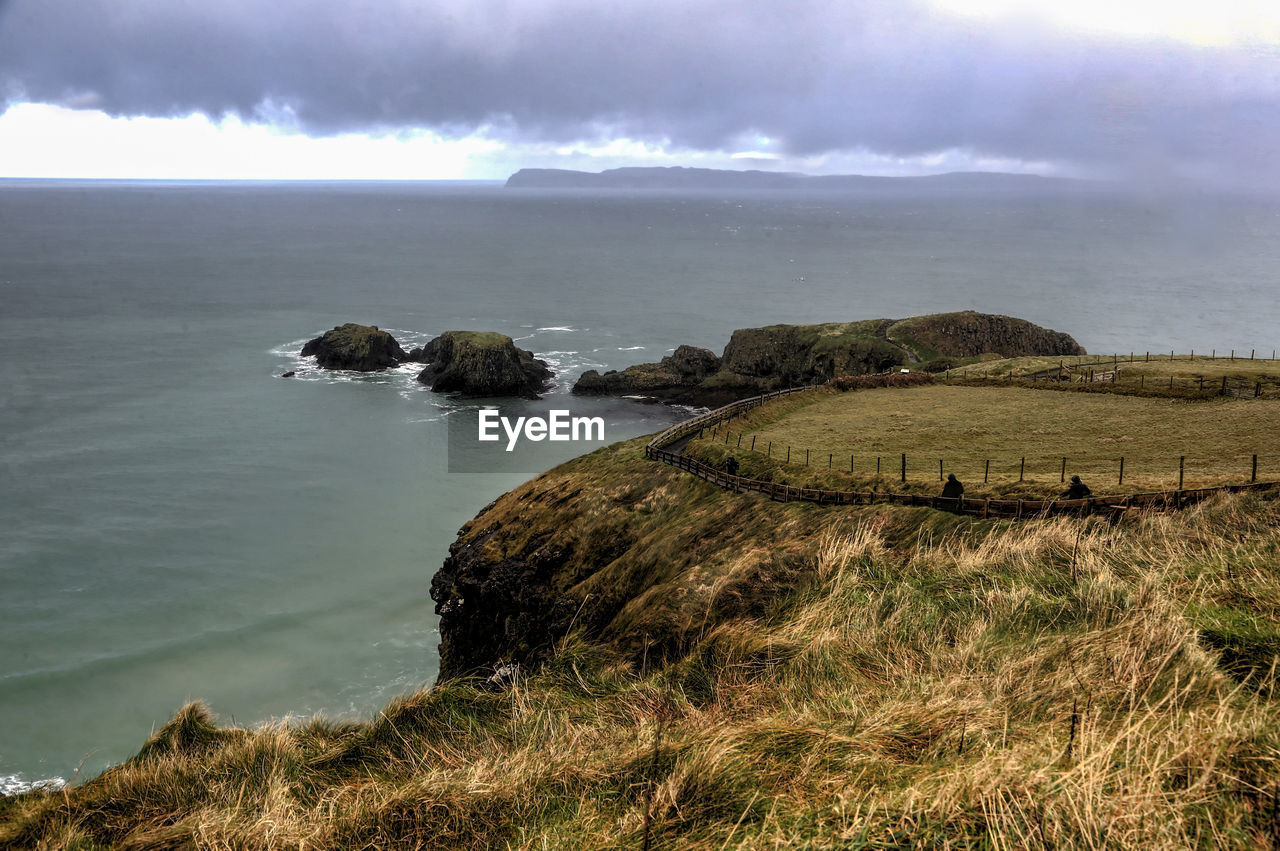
941, 473, 964, 499
724, 455, 739, 476
1062, 475, 1091, 499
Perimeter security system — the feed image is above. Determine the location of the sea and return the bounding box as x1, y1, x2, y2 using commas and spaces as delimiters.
2, 179, 1278, 792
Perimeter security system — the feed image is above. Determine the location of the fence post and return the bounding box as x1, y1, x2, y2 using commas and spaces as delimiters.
984, 459, 990, 483
1253, 454, 1258, 483
851, 454, 855, 472
1251, 349, 1255, 360
1231, 349, 1235, 361
1221, 376, 1228, 394
901, 453, 906, 483
1119, 456, 1125, 485
1060, 457, 1066, 483
805, 449, 810, 466
1169, 376, 1174, 391
767, 441, 772, 458
1179, 456, 1184, 489
736, 434, 742, 448
786, 446, 790, 463
1199, 377, 1204, 391
828, 453, 832, 470
1019, 457, 1025, 482
939, 459, 944, 481
876, 457, 881, 477
1145, 351, 1149, 362
1140, 375, 1145, 389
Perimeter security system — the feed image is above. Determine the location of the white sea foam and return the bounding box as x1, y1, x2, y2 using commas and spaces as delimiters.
2, 773, 65, 796
618, 346, 645, 351
537, 326, 575, 332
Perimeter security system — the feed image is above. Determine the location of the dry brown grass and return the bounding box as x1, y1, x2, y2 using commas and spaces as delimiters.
4, 488, 1279, 849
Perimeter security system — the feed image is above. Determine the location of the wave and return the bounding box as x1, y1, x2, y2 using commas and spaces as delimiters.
2, 773, 64, 797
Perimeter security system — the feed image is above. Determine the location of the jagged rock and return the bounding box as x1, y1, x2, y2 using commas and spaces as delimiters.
300, 324, 408, 371
574, 345, 721, 400
416, 331, 553, 399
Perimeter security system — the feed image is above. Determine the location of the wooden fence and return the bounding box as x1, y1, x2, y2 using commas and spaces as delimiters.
645, 386, 1280, 519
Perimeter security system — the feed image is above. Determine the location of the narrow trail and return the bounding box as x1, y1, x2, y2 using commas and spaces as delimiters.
879, 322, 920, 364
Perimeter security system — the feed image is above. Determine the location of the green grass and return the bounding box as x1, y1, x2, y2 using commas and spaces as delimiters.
442, 330, 512, 348
693, 384, 1280, 494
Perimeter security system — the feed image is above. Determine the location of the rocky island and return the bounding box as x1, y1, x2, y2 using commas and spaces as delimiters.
415, 331, 553, 399
300, 323, 414, 371
574, 310, 1084, 406
300, 324, 554, 398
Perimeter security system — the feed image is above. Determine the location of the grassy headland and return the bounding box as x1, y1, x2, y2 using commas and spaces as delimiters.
4, 425, 1280, 847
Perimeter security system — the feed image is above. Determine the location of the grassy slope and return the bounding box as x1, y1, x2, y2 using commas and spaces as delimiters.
4, 449, 1280, 847
693, 384, 1280, 494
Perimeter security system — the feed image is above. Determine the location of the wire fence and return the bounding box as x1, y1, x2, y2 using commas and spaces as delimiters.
948, 350, 1280, 399
645, 384, 1280, 519
699, 421, 1275, 490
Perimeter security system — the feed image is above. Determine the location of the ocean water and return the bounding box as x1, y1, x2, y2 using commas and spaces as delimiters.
2, 180, 1278, 790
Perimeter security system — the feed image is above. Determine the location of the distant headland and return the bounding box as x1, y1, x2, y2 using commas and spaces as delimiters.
505, 166, 1087, 191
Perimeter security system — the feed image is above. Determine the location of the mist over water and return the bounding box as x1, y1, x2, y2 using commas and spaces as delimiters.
2, 180, 1277, 788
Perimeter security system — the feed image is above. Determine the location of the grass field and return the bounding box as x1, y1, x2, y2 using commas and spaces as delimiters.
690, 384, 1280, 494
947, 352, 1280, 397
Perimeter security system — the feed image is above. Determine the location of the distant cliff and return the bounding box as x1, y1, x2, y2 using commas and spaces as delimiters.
506, 166, 1084, 192
574, 311, 1084, 405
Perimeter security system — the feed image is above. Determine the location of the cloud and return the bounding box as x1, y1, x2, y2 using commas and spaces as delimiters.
1, 0, 1278, 184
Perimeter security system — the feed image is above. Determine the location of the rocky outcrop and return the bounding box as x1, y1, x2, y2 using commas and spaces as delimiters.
572, 312, 1084, 405
301, 324, 409, 371
429, 437, 843, 680
574, 345, 723, 403
416, 331, 553, 399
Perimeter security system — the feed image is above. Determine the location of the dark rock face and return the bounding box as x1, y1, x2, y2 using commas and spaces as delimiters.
301, 324, 408, 371
415, 331, 553, 399
892, 311, 1085, 359
431, 516, 583, 680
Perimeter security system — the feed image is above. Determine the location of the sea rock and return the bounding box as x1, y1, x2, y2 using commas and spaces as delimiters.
416, 331, 553, 399
574, 345, 721, 400
300, 324, 408, 371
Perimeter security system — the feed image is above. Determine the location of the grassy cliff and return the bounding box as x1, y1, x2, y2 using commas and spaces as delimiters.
5, 433, 1280, 848
574, 312, 1085, 405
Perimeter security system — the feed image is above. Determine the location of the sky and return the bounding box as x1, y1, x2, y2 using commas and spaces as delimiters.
0, 0, 1278, 184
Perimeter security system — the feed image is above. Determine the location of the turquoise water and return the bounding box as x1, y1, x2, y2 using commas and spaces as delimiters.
2, 180, 1278, 789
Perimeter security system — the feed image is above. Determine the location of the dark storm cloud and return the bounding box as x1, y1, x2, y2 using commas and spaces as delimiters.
1, 0, 1277, 181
